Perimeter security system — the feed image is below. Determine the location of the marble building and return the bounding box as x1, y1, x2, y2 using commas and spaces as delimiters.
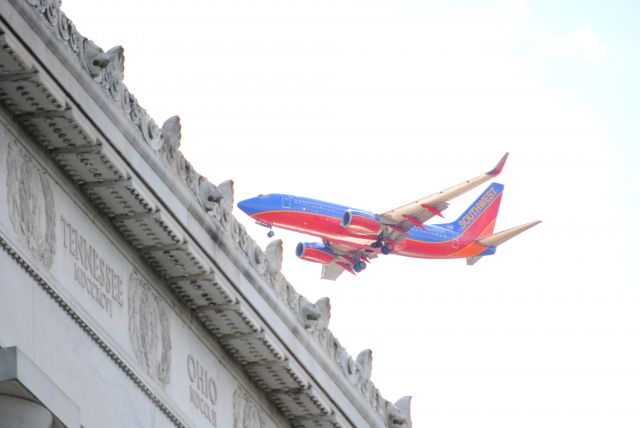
0, 1, 412, 427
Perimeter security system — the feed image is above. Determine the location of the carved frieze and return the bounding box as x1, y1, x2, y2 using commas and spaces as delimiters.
27, 0, 79, 55
128, 270, 172, 387
6, 141, 55, 269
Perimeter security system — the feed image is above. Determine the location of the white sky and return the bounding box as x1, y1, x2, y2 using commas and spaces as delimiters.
60, 1, 640, 426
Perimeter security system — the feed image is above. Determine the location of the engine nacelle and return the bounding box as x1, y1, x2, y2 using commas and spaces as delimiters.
295, 242, 336, 265
341, 209, 382, 235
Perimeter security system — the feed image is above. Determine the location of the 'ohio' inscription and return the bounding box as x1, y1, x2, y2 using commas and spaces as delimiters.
60, 215, 124, 317
187, 354, 217, 427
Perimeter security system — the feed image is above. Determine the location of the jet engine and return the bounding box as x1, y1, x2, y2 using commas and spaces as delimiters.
295, 242, 336, 264
340, 209, 382, 235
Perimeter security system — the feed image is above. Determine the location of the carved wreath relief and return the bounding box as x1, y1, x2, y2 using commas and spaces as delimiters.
6, 141, 55, 269
128, 270, 172, 387
233, 387, 264, 428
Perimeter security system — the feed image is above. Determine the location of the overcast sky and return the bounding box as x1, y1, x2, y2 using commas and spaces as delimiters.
60, 1, 640, 426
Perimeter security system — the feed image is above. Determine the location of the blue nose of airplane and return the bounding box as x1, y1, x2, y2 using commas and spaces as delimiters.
237, 198, 254, 215
237, 196, 263, 216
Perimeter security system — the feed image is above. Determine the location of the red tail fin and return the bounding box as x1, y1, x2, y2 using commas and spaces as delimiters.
448, 183, 504, 238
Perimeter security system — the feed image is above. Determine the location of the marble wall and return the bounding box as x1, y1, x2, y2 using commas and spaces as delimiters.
0, 117, 286, 427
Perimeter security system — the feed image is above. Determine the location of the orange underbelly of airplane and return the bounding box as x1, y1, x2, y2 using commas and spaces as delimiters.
238, 153, 541, 280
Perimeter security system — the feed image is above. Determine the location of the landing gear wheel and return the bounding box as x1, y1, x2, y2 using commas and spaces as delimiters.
354, 260, 367, 272
381, 242, 395, 255
371, 234, 384, 249
267, 230, 275, 238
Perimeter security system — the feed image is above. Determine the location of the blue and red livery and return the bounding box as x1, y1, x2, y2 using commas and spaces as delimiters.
238, 153, 540, 280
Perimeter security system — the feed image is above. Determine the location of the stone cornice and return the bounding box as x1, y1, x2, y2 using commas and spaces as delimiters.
0, 1, 412, 427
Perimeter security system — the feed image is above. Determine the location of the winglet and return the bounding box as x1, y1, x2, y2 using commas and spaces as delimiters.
487, 152, 509, 177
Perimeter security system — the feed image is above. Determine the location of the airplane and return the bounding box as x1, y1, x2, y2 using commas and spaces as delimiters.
237, 153, 540, 280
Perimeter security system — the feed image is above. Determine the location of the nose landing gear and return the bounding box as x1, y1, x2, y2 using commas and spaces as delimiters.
256, 220, 275, 238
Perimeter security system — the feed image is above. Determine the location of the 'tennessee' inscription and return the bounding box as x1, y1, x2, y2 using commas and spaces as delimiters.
60, 215, 124, 317
187, 354, 217, 427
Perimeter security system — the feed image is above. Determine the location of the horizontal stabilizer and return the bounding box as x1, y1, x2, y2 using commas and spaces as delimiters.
466, 256, 483, 265
321, 262, 344, 281
476, 220, 541, 247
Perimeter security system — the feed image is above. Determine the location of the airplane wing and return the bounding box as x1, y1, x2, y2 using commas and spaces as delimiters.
378, 153, 509, 241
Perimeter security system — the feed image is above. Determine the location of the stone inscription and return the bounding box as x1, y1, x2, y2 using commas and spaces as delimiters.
128, 271, 172, 387
6, 141, 56, 269
60, 215, 124, 317
187, 354, 217, 427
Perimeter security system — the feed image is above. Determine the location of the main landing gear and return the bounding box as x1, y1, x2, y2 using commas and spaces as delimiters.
353, 260, 367, 273
267, 230, 275, 238
380, 242, 395, 255
371, 235, 395, 255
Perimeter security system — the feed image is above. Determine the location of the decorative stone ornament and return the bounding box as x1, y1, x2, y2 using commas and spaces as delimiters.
6, 141, 55, 269
160, 115, 181, 153
216, 179, 234, 213
356, 349, 373, 385
299, 297, 331, 332
386, 396, 412, 428
233, 387, 264, 428
83, 39, 110, 79
264, 239, 283, 274
128, 270, 172, 387
198, 178, 223, 211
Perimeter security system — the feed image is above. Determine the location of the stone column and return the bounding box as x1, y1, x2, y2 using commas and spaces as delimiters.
0, 395, 53, 428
